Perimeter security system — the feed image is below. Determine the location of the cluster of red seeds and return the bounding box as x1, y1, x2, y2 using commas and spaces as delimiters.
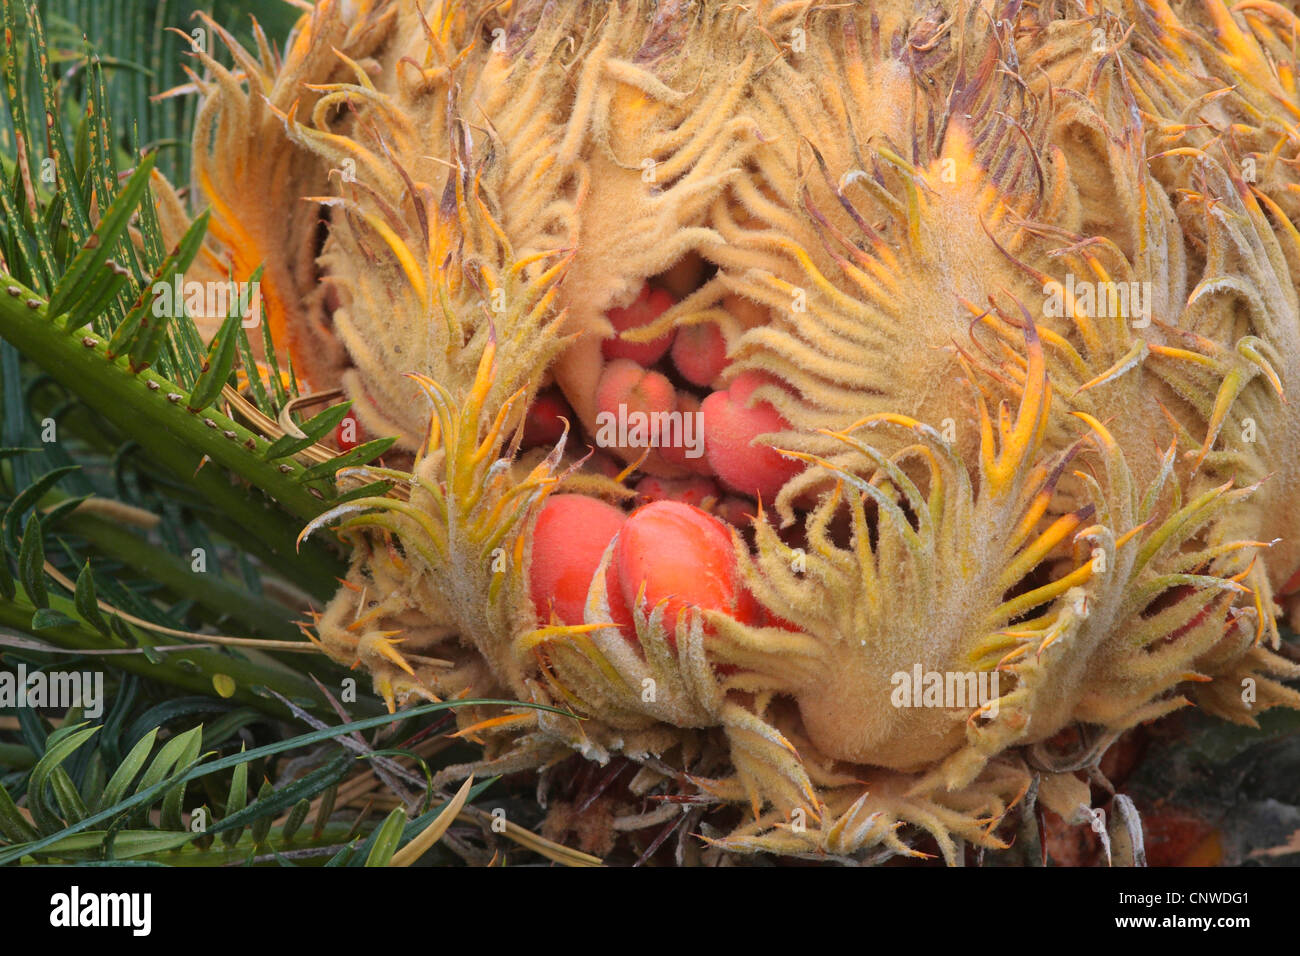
524, 260, 803, 646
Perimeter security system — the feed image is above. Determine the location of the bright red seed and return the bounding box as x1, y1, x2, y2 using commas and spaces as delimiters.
701, 372, 802, 502
522, 387, 573, 448
595, 359, 677, 419
529, 494, 627, 627
671, 321, 728, 388
606, 500, 758, 649
335, 410, 363, 451
602, 283, 676, 366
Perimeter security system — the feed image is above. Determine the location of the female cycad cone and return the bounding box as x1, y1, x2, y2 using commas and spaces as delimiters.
170, 0, 1300, 862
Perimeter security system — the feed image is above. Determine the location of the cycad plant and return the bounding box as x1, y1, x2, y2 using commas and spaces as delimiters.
4, 0, 1300, 870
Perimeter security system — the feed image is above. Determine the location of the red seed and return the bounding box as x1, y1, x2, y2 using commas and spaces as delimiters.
656, 392, 713, 475
713, 495, 756, 529
522, 387, 572, 448
594, 360, 680, 472
634, 474, 721, 510
701, 372, 802, 502
671, 321, 728, 387
602, 283, 676, 365
335, 410, 364, 451
529, 495, 627, 627
606, 501, 758, 649
595, 359, 677, 421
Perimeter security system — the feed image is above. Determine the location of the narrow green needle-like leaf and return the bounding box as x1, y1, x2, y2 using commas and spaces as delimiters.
188, 310, 242, 412
73, 561, 110, 635
28, 724, 99, 834
18, 511, 48, 608
263, 402, 353, 461
97, 728, 158, 815
46, 154, 156, 321
298, 438, 398, 483
364, 807, 408, 867
107, 209, 211, 356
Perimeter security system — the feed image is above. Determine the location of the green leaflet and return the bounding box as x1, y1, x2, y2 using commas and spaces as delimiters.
211, 752, 351, 838
72, 561, 109, 635
17, 511, 47, 608
263, 402, 354, 461
27, 724, 100, 833
363, 807, 407, 867
95, 728, 157, 814
107, 209, 210, 361
2, 464, 78, 554
186, 265, 262, 411
297, 438, 398, 482
45, 155, 156, 322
